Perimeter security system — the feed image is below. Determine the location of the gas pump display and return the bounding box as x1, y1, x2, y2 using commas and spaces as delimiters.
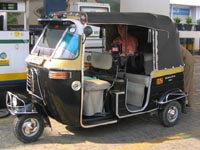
0, 0, 29, 88
0, 3, 18, 10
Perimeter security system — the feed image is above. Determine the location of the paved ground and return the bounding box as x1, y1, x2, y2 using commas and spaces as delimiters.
0, 55, 200, 150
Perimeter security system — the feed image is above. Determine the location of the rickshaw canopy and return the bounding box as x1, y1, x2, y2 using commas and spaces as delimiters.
85, 12, 183, 70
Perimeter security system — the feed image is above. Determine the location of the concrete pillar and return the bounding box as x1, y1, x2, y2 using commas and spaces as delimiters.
191, 6, 200, 23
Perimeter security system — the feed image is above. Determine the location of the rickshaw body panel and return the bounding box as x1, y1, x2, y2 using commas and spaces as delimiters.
115, 67, 184, 117
7, 12, 187, 129
150, 68, 184, 103
26, 54, 83, 127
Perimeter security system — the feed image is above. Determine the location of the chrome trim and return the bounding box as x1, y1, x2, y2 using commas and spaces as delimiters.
52, 68, 81, 71
80, 35, 86, 128
114, 87, 158, 119
157, 89, 187, 105
80, 36, 118, 128
82, 120, 118, 128
6, 92, 37, 115
21, 118, 40, 137
114, 90, 158, 118
155, 30, 159, 69
124, 77, 153, 113
29, 25, 48, 54
115, 91, 125, 118
152, 29, 156, 70
167, 106, 178, 123
118, 108, 158, 119
47, 68, 81, 71
26, 68, 45, 104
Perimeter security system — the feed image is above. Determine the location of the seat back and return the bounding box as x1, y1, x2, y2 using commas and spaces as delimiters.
127, 82, 145, 107
91, 52, 112, 70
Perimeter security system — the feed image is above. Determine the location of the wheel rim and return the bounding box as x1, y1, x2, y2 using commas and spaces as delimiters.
22, 118, 40, 137
167, 106, 178, 123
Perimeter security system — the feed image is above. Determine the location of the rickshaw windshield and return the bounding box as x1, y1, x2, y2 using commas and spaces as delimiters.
31, 23, 65, 57
53, 32, 80, 59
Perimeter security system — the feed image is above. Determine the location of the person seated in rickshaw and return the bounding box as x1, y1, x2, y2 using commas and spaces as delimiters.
113, 24, 138, 55
112, 24, 145, 74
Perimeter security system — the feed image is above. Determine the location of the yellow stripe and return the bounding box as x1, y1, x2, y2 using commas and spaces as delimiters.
152, 67, 184, 78
0, 72, 27, 81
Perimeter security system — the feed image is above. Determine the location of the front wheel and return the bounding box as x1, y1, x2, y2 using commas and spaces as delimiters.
159, 101, 181, 127
13, 114, 44, 143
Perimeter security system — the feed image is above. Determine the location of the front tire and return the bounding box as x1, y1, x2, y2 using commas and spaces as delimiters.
13, 114, 44, 143
159, 101, 181, 127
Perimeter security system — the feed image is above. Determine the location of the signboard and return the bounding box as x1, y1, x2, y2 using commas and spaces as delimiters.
0, 52, 9, 66
0, 1, 25, 12
173, 8, 190, 15
0, 3, 18, 11
70, 2, 110, 12
80, 6, 109, 12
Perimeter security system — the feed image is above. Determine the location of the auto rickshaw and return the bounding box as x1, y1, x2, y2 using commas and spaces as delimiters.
6, 12, 187, 143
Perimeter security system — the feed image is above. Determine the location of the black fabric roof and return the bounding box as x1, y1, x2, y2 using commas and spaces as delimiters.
86, 12, 174, 32
86, 12, 183, 69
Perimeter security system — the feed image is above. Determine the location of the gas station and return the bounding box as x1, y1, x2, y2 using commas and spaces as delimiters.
0, 0, 29, 108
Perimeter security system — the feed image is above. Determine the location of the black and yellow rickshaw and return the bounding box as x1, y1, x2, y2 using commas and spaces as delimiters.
6, 12, 187, 143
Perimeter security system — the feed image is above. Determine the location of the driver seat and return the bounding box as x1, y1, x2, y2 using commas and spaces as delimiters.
83, 52, 112, 116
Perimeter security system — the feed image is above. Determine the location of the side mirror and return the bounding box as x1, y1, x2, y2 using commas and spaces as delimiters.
84, 26, 93, 37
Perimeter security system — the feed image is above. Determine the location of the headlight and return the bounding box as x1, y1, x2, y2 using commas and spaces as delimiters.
71, 81, 81, 91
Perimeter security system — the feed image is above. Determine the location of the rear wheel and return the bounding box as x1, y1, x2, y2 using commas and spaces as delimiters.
13, 114, 44, 143
159, 101, 181, 127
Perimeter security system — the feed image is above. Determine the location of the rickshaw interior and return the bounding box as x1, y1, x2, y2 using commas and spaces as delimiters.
82, 24, 154, 124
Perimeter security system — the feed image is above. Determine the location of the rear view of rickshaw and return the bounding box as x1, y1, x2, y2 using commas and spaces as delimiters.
6, 12, 187, 143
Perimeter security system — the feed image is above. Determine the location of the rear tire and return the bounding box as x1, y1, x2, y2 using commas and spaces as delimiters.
13, 114, 44, 143
159, 101, 181, 127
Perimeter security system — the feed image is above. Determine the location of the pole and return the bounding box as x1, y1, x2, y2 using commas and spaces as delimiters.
24, 0, 29, 30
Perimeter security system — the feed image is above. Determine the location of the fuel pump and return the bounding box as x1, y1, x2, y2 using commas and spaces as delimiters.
0, 0, 29, 108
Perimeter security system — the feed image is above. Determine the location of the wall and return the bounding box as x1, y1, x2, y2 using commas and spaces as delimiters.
170, 0, 200, 6
17, 0, 43, 25
120, 0, 170, 16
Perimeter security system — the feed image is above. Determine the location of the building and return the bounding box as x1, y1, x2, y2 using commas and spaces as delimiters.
170, 0, 200, 24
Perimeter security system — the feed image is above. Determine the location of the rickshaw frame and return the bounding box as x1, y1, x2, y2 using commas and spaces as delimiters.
6, 11, 187, 143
